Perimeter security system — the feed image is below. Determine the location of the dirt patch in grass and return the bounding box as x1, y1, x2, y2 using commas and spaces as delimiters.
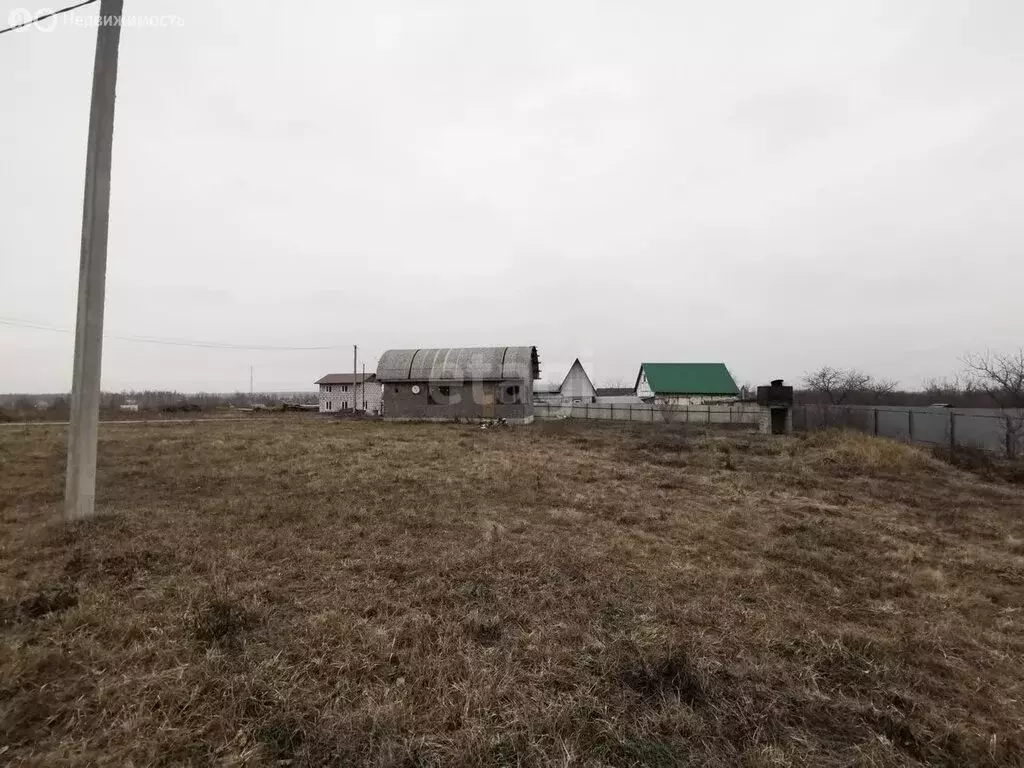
614, 643, 708, 705
1, 420, 1023, 765
0, 584, 77, 626
188, 597, 259, 648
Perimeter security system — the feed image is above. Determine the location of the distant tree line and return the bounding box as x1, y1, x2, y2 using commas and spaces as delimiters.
0, 390, 318, 422
798, 348, 1024, 411
798, 367, 899, 406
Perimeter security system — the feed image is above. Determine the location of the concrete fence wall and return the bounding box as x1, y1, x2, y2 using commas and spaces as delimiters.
792, 404, 1022, 457
534, 400, 1021, 458
533, 402, 763, 425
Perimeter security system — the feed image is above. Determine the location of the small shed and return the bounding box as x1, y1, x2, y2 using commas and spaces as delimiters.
377, 346, 540, 423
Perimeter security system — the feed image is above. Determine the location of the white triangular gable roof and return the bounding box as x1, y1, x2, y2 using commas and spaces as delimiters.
559, 358, 596, 398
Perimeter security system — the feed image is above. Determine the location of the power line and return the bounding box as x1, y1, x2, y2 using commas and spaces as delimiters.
0, 0, 99, 36
0, 317, 341, 351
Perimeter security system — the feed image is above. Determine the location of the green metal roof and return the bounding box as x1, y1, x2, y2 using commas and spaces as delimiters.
636, 363, 739, 395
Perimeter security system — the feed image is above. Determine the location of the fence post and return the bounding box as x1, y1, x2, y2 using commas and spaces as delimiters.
1007, 416, 1014, 459
873, 408, 879, 436
707, 405, 711, 424
908, 410, 914, 442
585, 402, 589, 420
610, 403, 614, 421
949, 410, 956, 451
629, 405, 632, 422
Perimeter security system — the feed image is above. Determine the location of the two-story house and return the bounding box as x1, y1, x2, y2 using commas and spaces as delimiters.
315, 373, 382, 414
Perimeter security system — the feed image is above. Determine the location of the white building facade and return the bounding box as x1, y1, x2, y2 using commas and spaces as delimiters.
315, 373, 382, 414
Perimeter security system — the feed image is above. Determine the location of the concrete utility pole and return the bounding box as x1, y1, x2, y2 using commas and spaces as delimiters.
65, 0, 124, 521
352, 344, 357, 412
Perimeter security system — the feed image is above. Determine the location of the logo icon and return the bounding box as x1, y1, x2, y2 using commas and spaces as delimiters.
8, 7, 59, 32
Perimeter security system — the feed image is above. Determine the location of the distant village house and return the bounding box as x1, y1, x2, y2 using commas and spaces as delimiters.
315, 373, 381, 414
534, 358, 597, 404
635, 363, 739, 405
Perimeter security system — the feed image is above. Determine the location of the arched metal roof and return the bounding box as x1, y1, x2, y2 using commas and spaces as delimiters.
376, 347, 540, 382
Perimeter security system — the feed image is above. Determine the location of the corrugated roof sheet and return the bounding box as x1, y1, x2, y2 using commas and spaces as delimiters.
315, 373, 377, 385
637, 363, 739, 395
377, 347, 540, 382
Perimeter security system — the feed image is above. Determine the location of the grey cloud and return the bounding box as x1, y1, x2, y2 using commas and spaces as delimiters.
1, 0, 1022, 393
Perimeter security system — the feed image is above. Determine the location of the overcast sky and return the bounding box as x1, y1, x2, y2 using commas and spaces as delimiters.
1, 0, 1021, 392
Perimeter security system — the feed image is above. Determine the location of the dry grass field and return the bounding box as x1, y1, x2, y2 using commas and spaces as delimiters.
1, 419, 1023, 766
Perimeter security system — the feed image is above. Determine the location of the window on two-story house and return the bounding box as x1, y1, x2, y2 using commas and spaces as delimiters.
325, 384, 332, 393
341, 384, 349, 392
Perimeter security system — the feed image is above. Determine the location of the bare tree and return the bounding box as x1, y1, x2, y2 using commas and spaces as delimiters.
924, 375, 969, 397
922, 374, 977, 406
963, 349, 1024, 407
867, 378, 899, 403
963, 349, 1024, 457
600, 377, 630, 389
803, 367, 874, 405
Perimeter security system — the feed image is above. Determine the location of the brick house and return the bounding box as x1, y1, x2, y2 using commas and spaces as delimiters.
315, 373, 381, 414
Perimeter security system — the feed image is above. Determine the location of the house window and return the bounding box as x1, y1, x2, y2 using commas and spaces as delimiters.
496, 383, 521, 405
325, 401, 332, 411
325, 385, 332, 393
341, 384, 349, 392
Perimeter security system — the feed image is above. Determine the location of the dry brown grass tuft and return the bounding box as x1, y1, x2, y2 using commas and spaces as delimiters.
797, 429, 939, 475
1, 419, 1023, 766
